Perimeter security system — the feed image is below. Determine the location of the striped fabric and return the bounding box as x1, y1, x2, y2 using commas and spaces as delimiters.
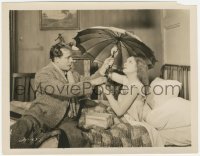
78, 103, 152, 147
160, 64, 190, 100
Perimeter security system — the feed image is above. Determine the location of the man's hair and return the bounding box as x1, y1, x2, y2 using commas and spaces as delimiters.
50, 43, 72, 62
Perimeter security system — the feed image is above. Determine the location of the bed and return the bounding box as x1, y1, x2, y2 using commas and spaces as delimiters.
10, 64, 191, 148
78, 100, 153, 147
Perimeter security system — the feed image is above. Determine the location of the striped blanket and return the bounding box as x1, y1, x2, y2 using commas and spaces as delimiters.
78, 102, 152, 147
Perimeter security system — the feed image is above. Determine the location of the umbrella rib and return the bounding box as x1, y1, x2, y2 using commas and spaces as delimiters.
122, 39, 153, 57
78, 36, 114, 43
78, 32, 114, 39
121, 41, 149, 60
76, 38, 114, 53
124, 39, 155, 56
100, 29, 118, 37
116, 32, 121, 37
121, 42, 156, 68
120, 42, 140, 58
74, 28, 156, 69
79, 28, 117, 38
92, 40, 117, 59
83, 52, 96, 60
86, 39, 116, 52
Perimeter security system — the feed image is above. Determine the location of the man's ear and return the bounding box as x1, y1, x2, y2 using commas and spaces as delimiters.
54, 57, 59, 63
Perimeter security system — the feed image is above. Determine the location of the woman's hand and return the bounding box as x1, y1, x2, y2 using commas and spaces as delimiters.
90, 77, 107, 86
101, 84, 111, 95
111, 46, 118, 58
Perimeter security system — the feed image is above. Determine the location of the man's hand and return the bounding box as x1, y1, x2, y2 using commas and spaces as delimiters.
106, 57, 115, 67
99, 57, 114, 76
90, 77, 107, 86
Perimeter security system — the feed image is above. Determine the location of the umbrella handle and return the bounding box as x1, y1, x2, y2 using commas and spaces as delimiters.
105, 62, 113, 79
111, 48, 118, 58
105, 46, 118, 80
105, 49, 118, 76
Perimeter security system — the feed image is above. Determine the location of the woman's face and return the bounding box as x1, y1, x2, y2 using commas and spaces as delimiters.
123, 57, 137, 74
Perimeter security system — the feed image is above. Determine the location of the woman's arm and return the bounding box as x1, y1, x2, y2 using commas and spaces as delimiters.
108, 72, 126, 84
35, 71, 106, 98
102, 85, 139, 117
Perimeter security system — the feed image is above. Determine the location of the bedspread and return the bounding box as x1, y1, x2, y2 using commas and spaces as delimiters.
78, 101, 152, 147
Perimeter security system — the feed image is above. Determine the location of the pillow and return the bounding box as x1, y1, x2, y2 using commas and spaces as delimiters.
146, 77, 182, 109
145, 97, 191, 146
146, 97, 191, 130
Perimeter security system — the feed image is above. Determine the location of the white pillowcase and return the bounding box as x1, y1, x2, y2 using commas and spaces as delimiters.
146, 97, 191, 130
146, 77, 182, 109
145, 97, 191, 146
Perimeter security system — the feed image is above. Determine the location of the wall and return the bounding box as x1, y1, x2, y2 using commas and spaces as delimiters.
162, 10, 190, 65
16, 10, 163, 80
17, 11, 78, 73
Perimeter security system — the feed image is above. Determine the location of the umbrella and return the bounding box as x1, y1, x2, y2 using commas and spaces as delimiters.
74, 26, 157, 70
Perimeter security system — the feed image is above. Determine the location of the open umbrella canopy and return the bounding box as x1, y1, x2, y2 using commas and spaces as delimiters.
74, 26, 157, 70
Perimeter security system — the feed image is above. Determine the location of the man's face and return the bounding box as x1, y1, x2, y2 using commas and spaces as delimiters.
55, 48, 73, 71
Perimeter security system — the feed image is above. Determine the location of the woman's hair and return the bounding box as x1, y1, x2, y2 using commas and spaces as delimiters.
133, 57, 149, 95
50, 43, 72, 62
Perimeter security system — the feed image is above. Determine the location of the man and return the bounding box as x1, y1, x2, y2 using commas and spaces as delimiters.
10, 43, 114, 148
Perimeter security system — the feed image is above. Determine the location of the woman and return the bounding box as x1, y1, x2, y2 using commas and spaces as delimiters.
100, 56, 165, 146
80, 55, 165, 147
100, 55, 190, 147
101, 56, 150, 122
81, 56, 164, 147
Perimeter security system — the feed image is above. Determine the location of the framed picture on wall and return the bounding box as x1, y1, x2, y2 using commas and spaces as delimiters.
40, 10, 79, 30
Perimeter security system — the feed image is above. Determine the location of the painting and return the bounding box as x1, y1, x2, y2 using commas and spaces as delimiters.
40, 10, 79, 30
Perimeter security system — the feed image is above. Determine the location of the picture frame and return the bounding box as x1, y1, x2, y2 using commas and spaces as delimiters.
40, 10, 80, 30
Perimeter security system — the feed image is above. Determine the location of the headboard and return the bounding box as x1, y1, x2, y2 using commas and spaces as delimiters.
160, 64, 190, 100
